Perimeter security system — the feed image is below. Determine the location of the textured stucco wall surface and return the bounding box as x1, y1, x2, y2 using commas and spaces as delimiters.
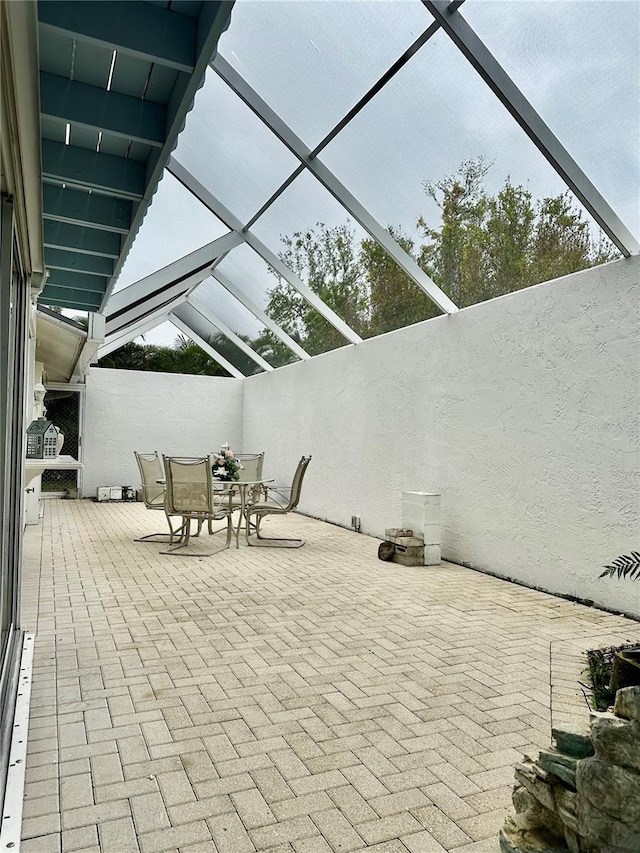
84, 369, 243, 495
242, 257, 640, 617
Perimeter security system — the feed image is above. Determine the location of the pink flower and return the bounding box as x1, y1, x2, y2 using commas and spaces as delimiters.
225, 449, 234, 458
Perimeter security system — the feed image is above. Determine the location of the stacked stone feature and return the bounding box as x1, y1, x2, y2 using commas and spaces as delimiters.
500, 686, 640, 853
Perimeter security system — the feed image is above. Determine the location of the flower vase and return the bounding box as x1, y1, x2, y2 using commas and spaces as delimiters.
55, 428, 65, 457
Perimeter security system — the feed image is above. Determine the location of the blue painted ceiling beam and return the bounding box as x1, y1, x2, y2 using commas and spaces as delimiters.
38, 0, 197, 73
39, 288, 103, 310
45, 248, 115, 277
46, 270, 109, 293
43, 185, 133, 233
41, 72, 166, 147
42, 140, 146, 200
44, 221, 121, 259
99, 1, 234, 311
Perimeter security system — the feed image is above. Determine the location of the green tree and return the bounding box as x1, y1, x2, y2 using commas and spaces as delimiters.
266, 223, 368, 355
97, 337, 231, 376
418, 158, 618, 308
97, 342, 154, 372
250, 329, 300, 368
361, 228, 440, 336
101, 161, 619, 371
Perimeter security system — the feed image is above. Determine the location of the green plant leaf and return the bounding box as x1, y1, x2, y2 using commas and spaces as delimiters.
599, 551, 640, 581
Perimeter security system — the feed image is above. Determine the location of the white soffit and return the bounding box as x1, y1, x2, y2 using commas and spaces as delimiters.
35, 310, 87, 383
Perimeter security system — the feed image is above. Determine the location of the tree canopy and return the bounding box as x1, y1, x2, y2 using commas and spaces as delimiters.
99, 159, 617, 374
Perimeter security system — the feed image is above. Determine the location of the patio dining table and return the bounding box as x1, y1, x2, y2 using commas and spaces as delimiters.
221, 478, 274, 548
156, 476, 274, 549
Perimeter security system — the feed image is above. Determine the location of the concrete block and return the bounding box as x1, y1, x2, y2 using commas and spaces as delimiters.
402, 492, 441, 544
423, 544, 441, 566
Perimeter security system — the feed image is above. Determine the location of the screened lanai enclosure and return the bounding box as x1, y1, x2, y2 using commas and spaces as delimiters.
97, 0, 639, 369
0, 0, 638, 849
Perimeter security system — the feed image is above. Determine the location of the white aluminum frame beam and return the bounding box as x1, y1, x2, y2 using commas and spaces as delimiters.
105, 231, 243, 320
99, 298, 186, 357
100, 317, 168, 358
210, 54, 459, 315
186, 296, 274, 372
169, 314, 245, 378
105, 270, 205, 337
211, 269, 310, 361
70, 313, 105, 382
424, 0, 639, 257
168, 159, 363, 345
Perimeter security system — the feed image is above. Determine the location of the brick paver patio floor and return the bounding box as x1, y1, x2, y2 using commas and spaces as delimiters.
19, 500, 640, 853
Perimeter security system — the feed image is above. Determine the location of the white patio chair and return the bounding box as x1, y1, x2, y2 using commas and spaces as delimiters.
134, 450, 186, 544
160, 455, 233, 556
245, 456, 312, 548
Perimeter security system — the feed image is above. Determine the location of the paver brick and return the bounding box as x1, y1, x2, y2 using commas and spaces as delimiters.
168, 795, 233, 825
21, 812, 62, 838
412, 805, 472, 848
293, 835, 333, 852
357, 813, 424, 845
289, 769, 346, 796
138, 820, 211, 853
156, 770, 196, 806
62, 824, 99, 852
270, 747, 310, 780
401, 830, 448, 852
130, 792, 170, 835
208, 811, 256, 852
22, 504, 640, 853
457, 808, 508, 841
60, 773, 93, 811
96, 776, 159, 804
61, 800, 130, 831
250, 814, 317, 849
370, 788, 431, 817
251, 767, 295, 803
98, 816, 138, 852
194, 771, 255, 799
232, 788, 277, 829
310, 807, 365, 852
91, 753, 124, 786
342, 764, 389, 798
271, 791, 333, 821
21, 831, 61, 853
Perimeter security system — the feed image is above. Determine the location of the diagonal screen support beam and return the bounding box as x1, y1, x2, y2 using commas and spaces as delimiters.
211, 269, 310, 361
187, 296, 274, 372
105, 231, 243, 321
168, 158, 363, 345
99, 302, 185, 358
105, 268, 211, 337
423, 0, 639, 257
169, 314, 245, 378
211, 54, 459, 314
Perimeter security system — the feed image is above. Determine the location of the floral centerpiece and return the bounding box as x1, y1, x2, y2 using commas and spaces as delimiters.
212, 443, 241, 481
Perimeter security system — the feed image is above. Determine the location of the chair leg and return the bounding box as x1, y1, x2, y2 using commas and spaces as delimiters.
246, 512, 305, 548
135, 514, 186, 544
160, 513, 232, 557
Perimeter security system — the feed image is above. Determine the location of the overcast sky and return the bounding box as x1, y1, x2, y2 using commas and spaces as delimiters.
114, 0, 640, 348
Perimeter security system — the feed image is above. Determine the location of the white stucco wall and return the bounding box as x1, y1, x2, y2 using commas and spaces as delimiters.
83, 369, 243, 495
241, 257, 640, 618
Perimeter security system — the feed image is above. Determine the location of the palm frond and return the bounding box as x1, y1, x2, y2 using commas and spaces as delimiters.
599, 551, 640, 581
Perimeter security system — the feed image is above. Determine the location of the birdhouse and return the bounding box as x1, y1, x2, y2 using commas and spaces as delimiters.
26, 418, 58, 459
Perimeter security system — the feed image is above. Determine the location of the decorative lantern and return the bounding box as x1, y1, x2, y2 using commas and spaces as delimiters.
26, 418, 58, 459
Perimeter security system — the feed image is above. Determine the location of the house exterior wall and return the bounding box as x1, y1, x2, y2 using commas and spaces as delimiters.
83, 369, 243, 495
241, 256, 640, 618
